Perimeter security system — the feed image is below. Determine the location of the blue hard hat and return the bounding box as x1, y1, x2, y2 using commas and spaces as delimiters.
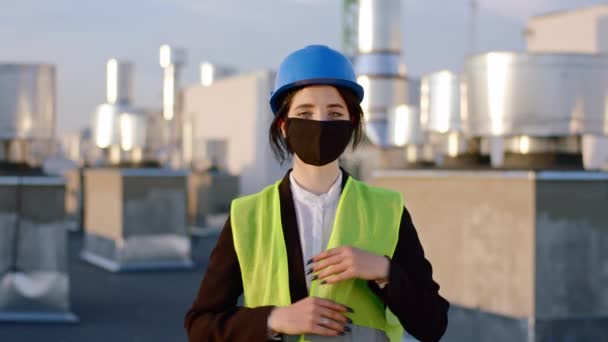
269, 45, 364, 114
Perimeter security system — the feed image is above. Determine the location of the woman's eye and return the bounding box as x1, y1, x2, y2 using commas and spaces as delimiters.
330, 112, 345, 118
297, 112, 312, 117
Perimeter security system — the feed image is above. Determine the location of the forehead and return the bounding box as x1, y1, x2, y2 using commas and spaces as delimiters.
290, 85, 345, 106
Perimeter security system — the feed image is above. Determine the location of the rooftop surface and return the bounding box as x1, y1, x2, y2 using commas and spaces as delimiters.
0, 231, 219, 342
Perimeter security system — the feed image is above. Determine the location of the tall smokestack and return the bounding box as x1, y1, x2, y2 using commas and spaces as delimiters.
159, 45, 186, 121
356, 0, 410, 147
159, 44, 186, 167
106, 59, 133, 106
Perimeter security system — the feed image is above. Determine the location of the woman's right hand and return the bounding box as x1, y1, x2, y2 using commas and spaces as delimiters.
267, 297, 352, 337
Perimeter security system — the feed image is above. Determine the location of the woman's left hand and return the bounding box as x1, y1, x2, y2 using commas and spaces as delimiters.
307, 246, 390, 285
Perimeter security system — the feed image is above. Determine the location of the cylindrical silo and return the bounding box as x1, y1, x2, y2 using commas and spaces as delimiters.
92, 103, 121, 150
465, 52, 608, 169
420, 70, 479, 166
0, 64, 56, 164
119, 109, 147, 163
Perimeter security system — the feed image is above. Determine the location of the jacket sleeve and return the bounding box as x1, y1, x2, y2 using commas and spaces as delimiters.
184, 216, 276, 341
368, 207, 449, 342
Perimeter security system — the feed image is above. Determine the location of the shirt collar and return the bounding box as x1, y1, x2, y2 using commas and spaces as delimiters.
289, 171, 343, 206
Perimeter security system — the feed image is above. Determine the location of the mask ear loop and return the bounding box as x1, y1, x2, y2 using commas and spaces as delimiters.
278, 117, 286, 139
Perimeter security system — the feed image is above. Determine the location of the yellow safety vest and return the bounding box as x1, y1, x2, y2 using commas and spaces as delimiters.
231, 176, 404, 341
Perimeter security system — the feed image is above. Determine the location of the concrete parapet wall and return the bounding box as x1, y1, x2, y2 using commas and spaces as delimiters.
371, 170, 608, 341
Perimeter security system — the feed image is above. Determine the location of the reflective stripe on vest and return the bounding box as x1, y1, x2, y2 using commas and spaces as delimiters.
231, 177, 404, 342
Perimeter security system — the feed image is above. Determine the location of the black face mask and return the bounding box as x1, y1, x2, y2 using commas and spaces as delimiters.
284, 118, 353, 166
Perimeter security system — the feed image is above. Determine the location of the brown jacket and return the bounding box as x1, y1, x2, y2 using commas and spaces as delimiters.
185, 170, 449, 341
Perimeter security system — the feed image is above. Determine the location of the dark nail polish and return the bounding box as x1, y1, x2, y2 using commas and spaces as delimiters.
306, 268, 313, 275
320, 281, 327, 285
311, 275, 318, 281
338, 332, 345, 336
346, 306, 354, 313
306, 259, 313, 265
347, 318, 353, 324
344, 326, 352, 332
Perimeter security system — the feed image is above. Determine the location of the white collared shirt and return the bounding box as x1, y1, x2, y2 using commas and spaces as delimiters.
289, 171, 342, 290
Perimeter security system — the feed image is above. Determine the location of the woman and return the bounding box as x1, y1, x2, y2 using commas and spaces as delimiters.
185, 45, 449, 342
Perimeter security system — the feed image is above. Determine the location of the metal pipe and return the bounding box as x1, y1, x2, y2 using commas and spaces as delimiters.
421, 71, 463, 134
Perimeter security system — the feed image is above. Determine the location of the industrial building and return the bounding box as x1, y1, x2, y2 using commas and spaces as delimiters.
182, 70, 289, 196
526, 3, 608, 53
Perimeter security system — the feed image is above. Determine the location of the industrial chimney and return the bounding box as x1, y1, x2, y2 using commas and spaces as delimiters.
348, 0, 432, 172
356, 0, 410, 148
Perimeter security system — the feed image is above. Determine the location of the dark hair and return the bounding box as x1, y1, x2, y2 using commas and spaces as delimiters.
269, 86, 364, 165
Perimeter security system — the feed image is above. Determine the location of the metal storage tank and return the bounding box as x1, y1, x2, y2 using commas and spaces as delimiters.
465, 52, 608, 169
0, 64, 56, 164
525, 6, 608, 171
421, 71, 463, 134
119, 109, 147, 163
420, 70, 487, 167
93, 59, 149, 165
92, 103, 121, 150
386, 105, 430, 164
0, 64, 75, 322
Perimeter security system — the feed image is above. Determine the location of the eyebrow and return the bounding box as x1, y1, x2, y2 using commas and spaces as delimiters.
293, 104, 314, 111
293, 103, 346, 111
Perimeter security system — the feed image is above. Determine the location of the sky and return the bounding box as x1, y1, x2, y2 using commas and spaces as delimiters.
1, 0, 605, 134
